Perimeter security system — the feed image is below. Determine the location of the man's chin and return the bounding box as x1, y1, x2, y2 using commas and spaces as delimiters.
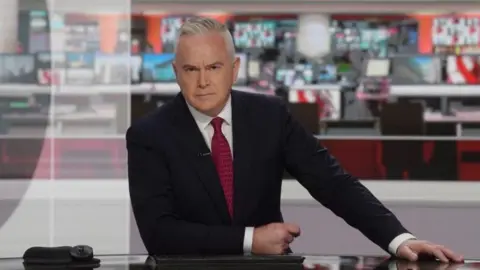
196, 103, 222, 116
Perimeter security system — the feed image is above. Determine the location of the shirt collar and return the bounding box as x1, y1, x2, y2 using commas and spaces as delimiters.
186, 95, 232, 130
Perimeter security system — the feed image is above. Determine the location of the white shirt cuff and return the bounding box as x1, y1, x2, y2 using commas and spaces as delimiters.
243, 227, 254, 254
388, 233, 416, 255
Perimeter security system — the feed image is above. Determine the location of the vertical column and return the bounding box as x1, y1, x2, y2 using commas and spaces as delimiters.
297, 14, 331, 59
47, 0, 131, 255
0, 0, 19, 53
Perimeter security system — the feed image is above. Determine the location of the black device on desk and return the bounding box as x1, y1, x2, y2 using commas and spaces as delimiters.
145, 255, 305, 270
22, 244, 100, 269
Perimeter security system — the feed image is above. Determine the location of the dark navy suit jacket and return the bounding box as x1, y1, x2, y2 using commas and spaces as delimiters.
126, 90, 409, 255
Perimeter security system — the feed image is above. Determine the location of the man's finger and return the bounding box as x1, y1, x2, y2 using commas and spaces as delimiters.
439, 246, 464, 263
283, 223, 301, 236
284, 234, 294, 244
399, 246, 418, 261
426, 247, 449, 263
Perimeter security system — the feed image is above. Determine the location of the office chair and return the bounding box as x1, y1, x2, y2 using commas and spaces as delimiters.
379, 101, 425, 180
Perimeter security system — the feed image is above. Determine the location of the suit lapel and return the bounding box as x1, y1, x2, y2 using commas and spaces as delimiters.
231, 91, 260, 225
171, 94, 231, 224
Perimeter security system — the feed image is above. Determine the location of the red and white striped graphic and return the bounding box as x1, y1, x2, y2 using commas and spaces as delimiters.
37, 69, 64, 85
446, 55, 480, 84
289, 88, 341, 120
288, 89, 317, 103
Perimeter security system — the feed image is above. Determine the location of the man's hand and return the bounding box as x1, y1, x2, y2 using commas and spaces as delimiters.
252, 223, 301, 255
396, 240, 464, 263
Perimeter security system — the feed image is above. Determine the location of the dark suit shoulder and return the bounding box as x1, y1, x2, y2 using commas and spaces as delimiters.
126, 99, 176, 144
232, 90, 287, 114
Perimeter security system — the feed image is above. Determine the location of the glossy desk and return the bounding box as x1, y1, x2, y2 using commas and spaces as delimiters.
3, 255, 479, 270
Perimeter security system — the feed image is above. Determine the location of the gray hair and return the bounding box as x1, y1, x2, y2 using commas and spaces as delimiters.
175, 17, 236, 60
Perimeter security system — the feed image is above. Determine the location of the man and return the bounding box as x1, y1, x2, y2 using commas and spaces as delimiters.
127, 17, 463, 262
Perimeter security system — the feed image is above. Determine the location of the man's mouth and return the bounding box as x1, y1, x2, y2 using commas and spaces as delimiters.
196, 93, 215, 97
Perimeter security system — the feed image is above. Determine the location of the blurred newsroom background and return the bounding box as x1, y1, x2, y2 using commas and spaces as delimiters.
0, 0, 479, 259
2, 6, 480, 181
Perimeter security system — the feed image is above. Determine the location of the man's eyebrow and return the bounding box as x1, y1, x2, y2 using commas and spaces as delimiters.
205, 61, 224, 67
182, 64, 197, 69
182, 62, 224, 69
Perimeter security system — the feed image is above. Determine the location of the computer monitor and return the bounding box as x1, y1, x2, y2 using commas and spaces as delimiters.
315, 64, 337, 83
141, 53, 176, 83
390, 54, 442, 84
94, 54, 130, 84
65, 52, 95, 85
35, 52, 66, 85
161, 16, 192, 53
276, 63, 313, 87
233, 21, 276, 49
364, 58, 390, 77
0, 54, 36, 84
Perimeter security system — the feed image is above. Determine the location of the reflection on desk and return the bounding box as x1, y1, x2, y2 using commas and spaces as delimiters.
0, 255, 478, 270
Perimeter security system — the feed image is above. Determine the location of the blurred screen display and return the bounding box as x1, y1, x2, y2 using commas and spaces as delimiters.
35, 52, 66, 85
316, 64, 337, 83
333, 53, 354, 74
235, 53, 247, 86
161, 16, 191, 53
391, 55, 442, 84
330, 18, 418, 57
141, 53, 176, 82
446, 55, 480, 84
248, 59, 261, 79
275, 19, 298, 59
0, 54, 36, 84
130, 55, 142, 84
63, 14, 100, 52
250, 61, 276, 91
65, 53, 95, 85
276, 63, 313, 87
365, 58, 390, 77
432, 16, 480, 53
94, 54, 130, 84
276, 68, 294, 85
330, 20, 361, 51
234, 21, 276, 48
28, 10, 50, 53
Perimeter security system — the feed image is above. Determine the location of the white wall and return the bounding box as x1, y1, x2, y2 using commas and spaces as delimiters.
1, 179, 479, 258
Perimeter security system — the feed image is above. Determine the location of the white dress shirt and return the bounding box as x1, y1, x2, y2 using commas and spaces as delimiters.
185, 95, 415, 255
185, 96, 255, 254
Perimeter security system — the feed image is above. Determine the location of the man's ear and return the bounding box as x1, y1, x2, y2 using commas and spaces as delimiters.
232, 56, 240, 83
172, 61, 178, 76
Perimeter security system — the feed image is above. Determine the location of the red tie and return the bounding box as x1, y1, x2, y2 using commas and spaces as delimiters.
210, 117, 234, 218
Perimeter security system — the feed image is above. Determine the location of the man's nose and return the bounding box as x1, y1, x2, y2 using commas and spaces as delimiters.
198, 69, 209, 88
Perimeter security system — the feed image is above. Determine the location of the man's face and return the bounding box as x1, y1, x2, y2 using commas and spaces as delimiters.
173, 32, 240, 116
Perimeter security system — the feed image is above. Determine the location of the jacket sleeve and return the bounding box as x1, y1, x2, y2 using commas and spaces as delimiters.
279, 102, 410, 252
126, 124, 245, 255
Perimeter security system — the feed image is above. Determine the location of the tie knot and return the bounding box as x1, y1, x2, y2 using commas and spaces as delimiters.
211, 117, 224, 132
